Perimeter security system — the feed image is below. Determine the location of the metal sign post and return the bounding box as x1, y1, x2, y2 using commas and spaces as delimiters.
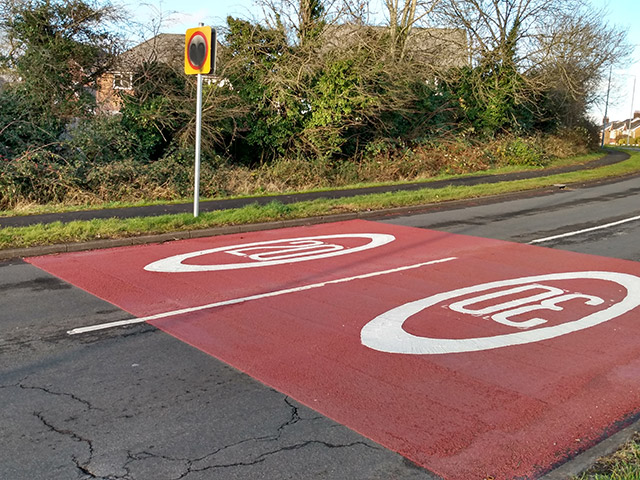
185, 24, 215, 217
194, 72, 203, 217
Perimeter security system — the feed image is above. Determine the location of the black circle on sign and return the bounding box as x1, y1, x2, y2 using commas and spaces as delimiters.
188, 32, 208, 69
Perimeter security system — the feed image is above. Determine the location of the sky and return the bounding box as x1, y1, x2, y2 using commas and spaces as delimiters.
124, 0, 640, 123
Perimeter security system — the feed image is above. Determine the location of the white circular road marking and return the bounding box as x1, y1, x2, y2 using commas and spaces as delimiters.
144, 233, 396, 272
361, 271, 640, 355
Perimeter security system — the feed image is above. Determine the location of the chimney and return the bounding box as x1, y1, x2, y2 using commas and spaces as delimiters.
634, 111, 640, 120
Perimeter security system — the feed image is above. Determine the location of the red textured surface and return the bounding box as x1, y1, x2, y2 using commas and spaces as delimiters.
27, 220, 640, 480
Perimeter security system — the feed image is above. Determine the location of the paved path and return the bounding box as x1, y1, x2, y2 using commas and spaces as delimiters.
0, 150, 630, 228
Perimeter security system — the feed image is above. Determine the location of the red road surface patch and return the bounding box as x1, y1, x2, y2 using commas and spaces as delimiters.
27, 220, 640, 479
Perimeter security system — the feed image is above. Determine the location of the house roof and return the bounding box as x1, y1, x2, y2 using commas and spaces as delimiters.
604, 118, 640, 133
609, 120, 627, 130
320, 24, 468, 68
629, 118, 640, 131
114, 34, 185, 70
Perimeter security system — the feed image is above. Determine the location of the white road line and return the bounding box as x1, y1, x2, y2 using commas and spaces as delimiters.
67, 256, 458, 336
528, 215, 640, 245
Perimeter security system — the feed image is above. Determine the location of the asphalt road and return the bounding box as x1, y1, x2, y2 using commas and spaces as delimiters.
1, 261, 433, 480
383, 175, 640, 261
1, 174, 639, 480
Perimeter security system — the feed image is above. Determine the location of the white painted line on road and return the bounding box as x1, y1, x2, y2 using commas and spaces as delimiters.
528, 214, 640, 245
67, 256, 458, 336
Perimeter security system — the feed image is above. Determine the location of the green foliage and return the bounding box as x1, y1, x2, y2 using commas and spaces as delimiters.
0, 2, 612, 209
119, 61, 189, 162
222, 17, 301, 162
0, 150, 76, 208
491, 137, 548, 167
616, 137, 638, 146
449, 61, 532, 137
0, 0, 122, 167
145, 148, 196, 196
0, 87, 63, 158
446, 21, 538, 137
303, 59, 371, 157
576, 434, 640, 480
219, 16, 461, 163
2, 0, 120, 119
65, 115, 138, 165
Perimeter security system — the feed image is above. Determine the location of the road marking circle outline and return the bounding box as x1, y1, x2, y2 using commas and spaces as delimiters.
144, 233, 396, 272
361, 271, 640, 355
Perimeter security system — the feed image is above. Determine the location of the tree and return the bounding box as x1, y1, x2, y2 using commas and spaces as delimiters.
259, 0, 333, 46
529, 7, 628, 128
119, 60, 188, 161
1, 0, 123, 118
0, 0, 124, 157
215, 13, 458, 163
383, 0, 440, 60
434, 0, 629, 134
298, 0, 326, 45
216, 16, 302, 163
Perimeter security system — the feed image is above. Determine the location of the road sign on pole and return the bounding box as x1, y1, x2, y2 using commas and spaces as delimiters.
184, 25, 216, 217
185, 26, 213, 75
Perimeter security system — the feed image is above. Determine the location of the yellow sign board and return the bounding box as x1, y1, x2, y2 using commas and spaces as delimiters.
184, 26, 213, 75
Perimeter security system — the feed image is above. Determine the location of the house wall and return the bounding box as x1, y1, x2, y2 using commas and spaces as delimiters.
96, 73, 124, 114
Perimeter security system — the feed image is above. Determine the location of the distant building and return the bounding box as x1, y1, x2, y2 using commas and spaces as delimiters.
602, 111, 640, 145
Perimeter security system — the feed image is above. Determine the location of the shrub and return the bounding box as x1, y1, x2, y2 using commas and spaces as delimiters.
65, 116, 139, 166
544, 127, 593, 158
0, 151, 76, 208
494, 137, 549, 167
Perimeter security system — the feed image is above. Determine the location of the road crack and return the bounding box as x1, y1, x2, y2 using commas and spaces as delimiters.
34, 411, 97, 478
20, 383, 98, 411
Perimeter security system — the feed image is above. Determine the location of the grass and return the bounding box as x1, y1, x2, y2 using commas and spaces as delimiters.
575, 434, 640, 479
0, 152, 604, 218
0, 149, 639, 251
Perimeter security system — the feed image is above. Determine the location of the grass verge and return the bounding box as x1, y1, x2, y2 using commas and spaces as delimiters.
0, 152, 604, 218
1, 149, 639, 251
575, 434, 640, 479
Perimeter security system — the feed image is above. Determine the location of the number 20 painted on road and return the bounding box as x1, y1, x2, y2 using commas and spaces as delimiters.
361, 271, 640, 355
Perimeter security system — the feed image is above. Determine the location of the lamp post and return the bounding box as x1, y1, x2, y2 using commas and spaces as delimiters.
601, 65, 612, 148
627, 75, 636, 146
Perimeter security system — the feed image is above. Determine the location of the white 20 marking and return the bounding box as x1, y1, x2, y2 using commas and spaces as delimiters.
361, 271, 640, 355
144, 233, 395, 272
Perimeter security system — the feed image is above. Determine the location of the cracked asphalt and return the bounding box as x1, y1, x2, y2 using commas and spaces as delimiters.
0, 258, 438, 480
